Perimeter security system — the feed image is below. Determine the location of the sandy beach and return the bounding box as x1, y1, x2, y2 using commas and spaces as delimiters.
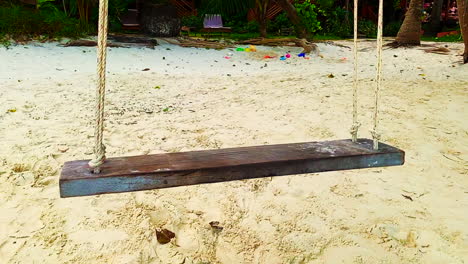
0, 39, 467, 263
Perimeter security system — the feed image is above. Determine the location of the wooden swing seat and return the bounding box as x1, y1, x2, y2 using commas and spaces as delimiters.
60, 138, 404, 198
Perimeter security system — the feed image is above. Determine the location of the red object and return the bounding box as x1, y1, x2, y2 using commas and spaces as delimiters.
437, 31, 460, 38
263, 55, 276, 59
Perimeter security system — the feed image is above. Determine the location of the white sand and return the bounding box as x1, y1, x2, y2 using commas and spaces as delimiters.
0, 40, 467, 263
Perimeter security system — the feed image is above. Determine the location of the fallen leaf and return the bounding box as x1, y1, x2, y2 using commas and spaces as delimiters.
402, 194, 413, 201
209, 221, 223, 231
142, 68, 150, 71
406, 231, 417, 248
327, 74, 335, 78
154, 86, 161, 89
156, 229, 175, 244
7, 108, 17, 113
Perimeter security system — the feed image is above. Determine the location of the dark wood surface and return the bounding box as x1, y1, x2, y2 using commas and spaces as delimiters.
200, 27, 232, 33
60, 139, 405, 197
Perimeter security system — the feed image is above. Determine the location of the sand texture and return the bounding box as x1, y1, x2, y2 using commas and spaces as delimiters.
0, 40, 467, 263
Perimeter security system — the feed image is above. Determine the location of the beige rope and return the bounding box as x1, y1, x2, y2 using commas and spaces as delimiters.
350, 0, 360, 142
372, 0, 384, 150
88, 0, 109, 173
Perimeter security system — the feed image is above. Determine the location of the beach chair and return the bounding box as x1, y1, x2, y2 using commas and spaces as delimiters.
201, 14, 232, 35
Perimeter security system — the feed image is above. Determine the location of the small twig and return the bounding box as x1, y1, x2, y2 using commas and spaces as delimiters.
402, 194, 413, 201
442, 153, 464, 163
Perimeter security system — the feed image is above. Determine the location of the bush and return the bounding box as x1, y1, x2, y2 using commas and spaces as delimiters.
268, 12, 293, 33
294, 0, 321, 35
181, 15, 204, 30
323, 7, 352, 37
384, 21, 401, 36
223, 12, 252, 33
0, 4, 90, 42
358, 19, 377, 38
245, 20, 259, 32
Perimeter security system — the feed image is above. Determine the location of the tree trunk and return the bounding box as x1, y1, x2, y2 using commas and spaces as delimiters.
256, 0, 269, 38
259, 19, 267, 38
345, 0, 350, 25
428, 0, 444, 34
458, 0, 468, 63
276, 0, 309, 39
395, 0, 424, 45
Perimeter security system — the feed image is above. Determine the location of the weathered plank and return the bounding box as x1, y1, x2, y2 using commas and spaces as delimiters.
60, 139, 404, 198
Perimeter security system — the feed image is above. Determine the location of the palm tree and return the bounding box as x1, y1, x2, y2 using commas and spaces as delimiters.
256, 0, 271, 38
458, 0, 468, 63
276, 0, 308, 39
395, 0, 424, 45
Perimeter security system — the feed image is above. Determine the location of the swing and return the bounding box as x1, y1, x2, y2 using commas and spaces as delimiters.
60, 0, 404, 198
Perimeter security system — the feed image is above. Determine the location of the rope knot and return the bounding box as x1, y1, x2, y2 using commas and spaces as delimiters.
370, 129, 381, 150
350, 122, 361, 135
370, 130, 381, 141
89, 144, 106, 173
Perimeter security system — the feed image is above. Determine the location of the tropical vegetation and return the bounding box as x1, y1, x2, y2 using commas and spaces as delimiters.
0, 0, 466, 63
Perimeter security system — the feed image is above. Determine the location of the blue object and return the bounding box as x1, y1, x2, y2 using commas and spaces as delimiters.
280, 56, 286, 61
298, 53, 306, 57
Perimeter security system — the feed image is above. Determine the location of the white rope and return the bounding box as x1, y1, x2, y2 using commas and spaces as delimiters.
372, 0, 384, 150
88, 0, 109, 173
350, 0, 360, 142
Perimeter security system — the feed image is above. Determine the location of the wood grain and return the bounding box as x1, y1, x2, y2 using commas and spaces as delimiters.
60, 139, 405, 197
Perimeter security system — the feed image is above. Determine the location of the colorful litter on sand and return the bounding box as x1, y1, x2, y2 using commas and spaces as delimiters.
231, 47, 312, 61
236, 45, 257, 52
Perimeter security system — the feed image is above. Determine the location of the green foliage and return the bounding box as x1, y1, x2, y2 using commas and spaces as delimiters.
384, 21, 401, 36
109, 0, 133, 31
268, 12, 293, 33
358, 19, 377, 38
315, 0, 335, 10
0, 4, 90, 42
294, 0, 321, 35
223, 12, 257, 33
393, 0, 402, 10
422, 34, 463, 42
181, 15, 204, 30
201, 0, 254, 17
245, 20, 259, 32
37, 0, 56, 8
323, 7, 351, 37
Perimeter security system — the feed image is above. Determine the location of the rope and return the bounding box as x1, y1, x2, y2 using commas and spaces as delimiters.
350, 0, 360, 142
372, 0, 384, 150
88, 0, 109, 173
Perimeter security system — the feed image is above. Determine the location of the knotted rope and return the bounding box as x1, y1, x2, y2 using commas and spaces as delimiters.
350, 0, 360, 142
372, 0, 384, 150
89, 0, 109, 173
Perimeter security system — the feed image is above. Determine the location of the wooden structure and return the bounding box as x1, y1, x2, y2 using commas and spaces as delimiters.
60, 139, 404, 197
121, 9, 140, 30
170, 0, 197, 17
120, 0, 196, 30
